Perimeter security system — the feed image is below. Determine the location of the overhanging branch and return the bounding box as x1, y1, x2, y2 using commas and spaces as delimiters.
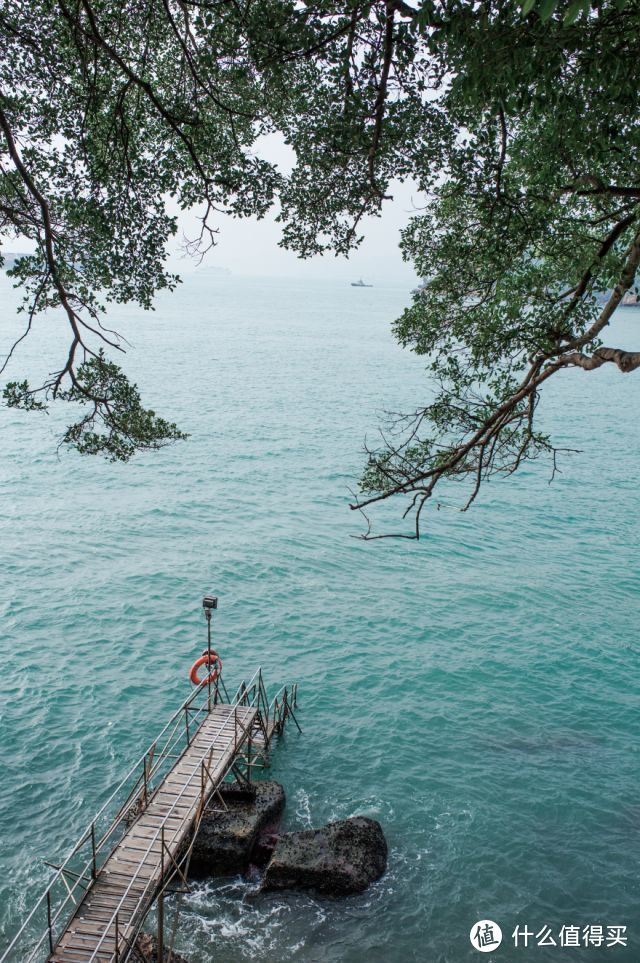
562, 346, 640, 372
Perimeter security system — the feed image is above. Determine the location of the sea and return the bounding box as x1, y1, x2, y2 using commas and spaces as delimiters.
0, 271, 639, 963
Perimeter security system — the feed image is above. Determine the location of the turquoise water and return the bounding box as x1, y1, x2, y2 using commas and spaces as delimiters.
1, 273, 639, 962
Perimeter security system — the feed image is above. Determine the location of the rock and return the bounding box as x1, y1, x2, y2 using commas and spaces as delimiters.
132, 933, 190, 963
190, 780, 285, 877
263, 816, 387, 896
252, 826, 280, 867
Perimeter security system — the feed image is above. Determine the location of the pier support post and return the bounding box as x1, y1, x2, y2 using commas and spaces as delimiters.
90, 822, 97, 879
247, 732, 253, 783
157, 893, 164, 963
46, 891, 53, 954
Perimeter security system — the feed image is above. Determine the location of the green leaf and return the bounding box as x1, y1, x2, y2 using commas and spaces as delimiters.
3, 380, 47, 411
58, 353, 188, 461
564, 0, 584, 22
2, 0, 639, 533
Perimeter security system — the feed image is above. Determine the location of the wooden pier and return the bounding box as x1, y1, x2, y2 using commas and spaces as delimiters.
1, 670, 299, 963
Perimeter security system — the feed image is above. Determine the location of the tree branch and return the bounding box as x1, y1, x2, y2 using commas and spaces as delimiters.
367, 2, 395, 200
561, 346, 640, 372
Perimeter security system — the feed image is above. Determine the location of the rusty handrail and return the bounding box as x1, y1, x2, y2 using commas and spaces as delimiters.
0, 676, 224, 963
1, 670, 298, 963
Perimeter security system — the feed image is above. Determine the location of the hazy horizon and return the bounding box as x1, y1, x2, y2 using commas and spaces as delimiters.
3, 129, 423, 286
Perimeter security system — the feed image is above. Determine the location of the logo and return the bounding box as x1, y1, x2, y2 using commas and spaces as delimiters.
471, 920, 503, 952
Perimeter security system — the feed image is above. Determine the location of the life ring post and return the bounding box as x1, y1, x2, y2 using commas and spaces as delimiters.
189, 651, 222, 687
202, 595, 219, 707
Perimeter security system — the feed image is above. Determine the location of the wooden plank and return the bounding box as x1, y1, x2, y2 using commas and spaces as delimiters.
55, 948, 116, 959
78, 903, 137, 917
152, 783, 201, 796
114, 839, 162, 855
77, 910, 135, 925
52, 953, 113, 963
61, 928, 116, 942
58, 936, 117, 951
106, 860, 157, 879
132, 815, 183, 830
126, 825, 169, 840
79, 895, 139, 911
148, 795, 195, 810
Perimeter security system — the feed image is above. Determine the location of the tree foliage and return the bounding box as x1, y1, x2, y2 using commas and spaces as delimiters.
0, 0, 638, 532
356, 0, 640, 536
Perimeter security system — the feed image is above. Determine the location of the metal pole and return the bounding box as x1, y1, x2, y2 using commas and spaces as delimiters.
158, 827, 166, 963
157, 893, 164, 963
202, 596, 218, 711
206, 608, 212, 712
90, 822, 97, 880
46, 891, 54, 954
262, 672, 269, 733
115, 913, 120, 963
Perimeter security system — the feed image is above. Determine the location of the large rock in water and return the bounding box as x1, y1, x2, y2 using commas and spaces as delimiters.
263, 816, 387, 896
190, 780, 285, 877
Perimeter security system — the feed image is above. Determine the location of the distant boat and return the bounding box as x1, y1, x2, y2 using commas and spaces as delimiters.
351, 278, 373, 287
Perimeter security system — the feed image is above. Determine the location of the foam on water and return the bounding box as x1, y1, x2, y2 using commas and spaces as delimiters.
1, 273, 639, 961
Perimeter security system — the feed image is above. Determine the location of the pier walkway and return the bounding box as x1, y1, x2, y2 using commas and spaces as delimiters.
1, 670, 299, 963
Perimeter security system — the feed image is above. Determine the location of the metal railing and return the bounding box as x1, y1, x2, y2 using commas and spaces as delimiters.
79, 699, 259, 963
0, 677, 219, 963
234, 670, 300, 736
1, 668, 299, 963
269, 682, 300, 736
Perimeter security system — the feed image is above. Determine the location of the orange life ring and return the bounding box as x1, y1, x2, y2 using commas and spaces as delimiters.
189, 650, 222, 686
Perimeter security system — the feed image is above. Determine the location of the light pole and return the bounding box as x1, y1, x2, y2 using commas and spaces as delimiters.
202, 595, 218, 708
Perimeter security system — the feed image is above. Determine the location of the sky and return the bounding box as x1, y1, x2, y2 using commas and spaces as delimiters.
6, 135, 424, 285
167, 135, 423, 284
169, 185, 421, 284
